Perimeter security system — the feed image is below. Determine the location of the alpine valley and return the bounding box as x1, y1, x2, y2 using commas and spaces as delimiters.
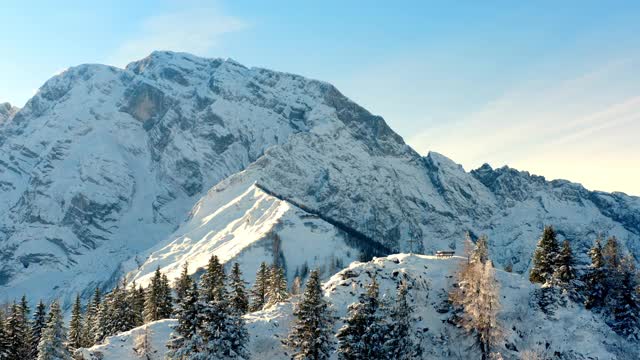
1, 51, 639, 359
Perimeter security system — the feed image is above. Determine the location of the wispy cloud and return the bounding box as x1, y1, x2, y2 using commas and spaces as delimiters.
107, 6, 246, 68
405, 57, 640, 194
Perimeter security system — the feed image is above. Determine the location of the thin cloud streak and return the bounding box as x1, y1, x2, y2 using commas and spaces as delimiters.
107, 7, 247, 68
407, 58, 640, 195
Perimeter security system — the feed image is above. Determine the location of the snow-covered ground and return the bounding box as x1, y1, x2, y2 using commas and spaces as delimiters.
126, 179, 361, 287
78, 255, 636, 360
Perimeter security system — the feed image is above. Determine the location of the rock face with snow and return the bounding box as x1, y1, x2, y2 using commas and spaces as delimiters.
0, 102, 18, 125
79, 255, 640, 360
0, 51, 639, 308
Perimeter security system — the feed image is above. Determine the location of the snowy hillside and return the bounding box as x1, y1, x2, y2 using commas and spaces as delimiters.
126, 180, 363, 288
78, 255, 637, 360
0, 51, 639, 310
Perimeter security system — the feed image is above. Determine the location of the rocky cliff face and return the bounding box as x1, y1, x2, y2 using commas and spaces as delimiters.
0, 51, 638, 307
0, 102, 18, 125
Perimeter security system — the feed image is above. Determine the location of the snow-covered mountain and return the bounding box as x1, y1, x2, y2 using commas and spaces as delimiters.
0, 51, 639, 308
0, 102, 18, 125
79, 255, 640, 360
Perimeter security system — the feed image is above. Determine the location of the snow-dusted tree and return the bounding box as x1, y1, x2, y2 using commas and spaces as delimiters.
336, 277, 385, 360
552, 240, 576, 292
229, 262, 249, 315
37, 301, 71, 360
159, 274, 174, 319
175, 262, 193, 301
93, 301, 108, 344
19, 295, 31, 325
130, 283, 146, 327
31, 300, 48, 357
266, 265, 289, 308
133, 326, 154, 360
167, 282, 203, 360
68, 294, 84, 351
529, 226, 559, 284
200, 255, 225, 303
199, 276, 250, 360
384, 280, 417, 360
0, 310, 9, 360
198, 255, 250, 358
602, 236, 622, 270
6, 300, 31, 360
285, 270, 334, 360
250, 262, 270, 312
110, 281, 138, 334
144, 268, 164, 323
584, 237, 607, 309
95, 281, 135, 339
456, 260, 501, 360
607, 255, 640, 339
472, 235, 489, 265
451, 234, 486, 307
291, 276, 302, 296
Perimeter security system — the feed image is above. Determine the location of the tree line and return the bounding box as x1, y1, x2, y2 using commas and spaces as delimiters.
449, 226, 640, 359
0, 256, 292, 360
528, 226, 640, 339
3, 226, 638, 359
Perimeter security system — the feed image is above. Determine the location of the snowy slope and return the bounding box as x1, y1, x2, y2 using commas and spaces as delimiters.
79, 255, 637, 360
127, 178, 362, 288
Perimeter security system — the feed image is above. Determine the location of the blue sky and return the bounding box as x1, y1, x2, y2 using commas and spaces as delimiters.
1, 1, 639, 194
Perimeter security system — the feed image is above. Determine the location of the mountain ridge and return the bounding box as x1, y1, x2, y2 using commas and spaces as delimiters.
0, 51, 638, 310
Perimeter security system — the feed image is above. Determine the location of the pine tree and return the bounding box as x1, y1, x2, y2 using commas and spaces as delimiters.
20, 296, 34, 360
37, 301, 71, 360
285, 270, 334, 360
552, 240, 576, 291
0, 310, 10, 360
6, 300, 30, 360
130, 283, 146, 327
384, 280, 416, 360
175, 262, 192, 301
100, 282, 137, 338
31, 300, 48, 358
20, 295, 31, 326
250, 262, 270, 312
93, 302, 108, 344
584, 237, 607, 309
68, 294, 84, 351
167, 282, 203, 359
200, 255, 225, 303
266, 265, 289, 308
83, 288, 101, 344
159, 274, 174, 319
336, 277, 384, 360
199, 271, 249, 359
529, 226, 559, 285
229, 262, 249, 315
144, 268, 163, 323
608, 255, 640, 339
